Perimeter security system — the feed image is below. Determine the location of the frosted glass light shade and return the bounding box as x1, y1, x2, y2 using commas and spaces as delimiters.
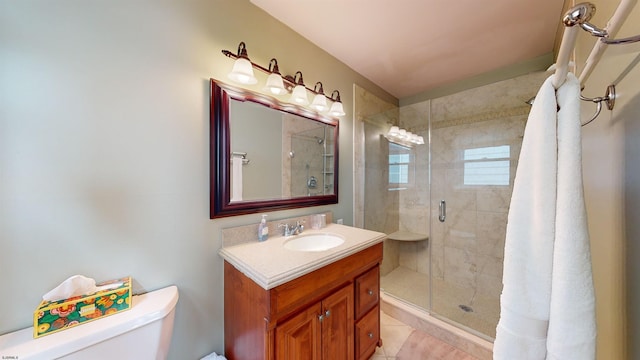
264, 73, 287, 95
329, 101, 345, 116
290, 85, 309, 105
310, 93, 328, 111
385, 125, 425, 147
228, 58, 257, 85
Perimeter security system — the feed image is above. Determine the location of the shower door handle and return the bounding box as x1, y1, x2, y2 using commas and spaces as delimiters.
439, 200, 446, 222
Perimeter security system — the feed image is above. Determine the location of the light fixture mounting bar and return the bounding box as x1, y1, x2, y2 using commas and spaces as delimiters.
221, 49, 336, 101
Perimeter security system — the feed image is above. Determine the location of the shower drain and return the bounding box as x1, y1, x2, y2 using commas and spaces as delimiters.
458, 304, 474, 313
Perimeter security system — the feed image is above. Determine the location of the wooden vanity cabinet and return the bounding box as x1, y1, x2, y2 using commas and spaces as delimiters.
224, 242, 383, 360
354, 266, 380, 359
276, 284, 353, 359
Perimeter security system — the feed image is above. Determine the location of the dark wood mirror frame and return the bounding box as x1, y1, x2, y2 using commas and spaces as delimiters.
210, 79, 339, 218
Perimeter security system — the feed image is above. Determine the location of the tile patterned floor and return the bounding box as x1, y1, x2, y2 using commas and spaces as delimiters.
371, 312, 479, 360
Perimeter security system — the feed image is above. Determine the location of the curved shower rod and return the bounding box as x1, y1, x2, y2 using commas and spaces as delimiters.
564, 2, 640, 45
549, 1, 638, 125
561, 0, 639, 85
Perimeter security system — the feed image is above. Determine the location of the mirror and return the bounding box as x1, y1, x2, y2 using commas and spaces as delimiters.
210, 79, 339, 218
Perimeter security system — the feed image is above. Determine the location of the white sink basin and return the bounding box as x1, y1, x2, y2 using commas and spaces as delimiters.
283, 233, 345, 252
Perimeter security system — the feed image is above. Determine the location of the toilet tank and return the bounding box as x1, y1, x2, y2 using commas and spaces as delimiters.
0, 285, 179, 360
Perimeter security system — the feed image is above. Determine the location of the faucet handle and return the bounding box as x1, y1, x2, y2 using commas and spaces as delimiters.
277, 223, 290, 235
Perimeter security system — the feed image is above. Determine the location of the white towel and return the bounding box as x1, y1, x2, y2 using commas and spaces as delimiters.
230, 155, 243, 202
494, 74, 558, 360
547, 73, 596, 359
494, 73, 595, 359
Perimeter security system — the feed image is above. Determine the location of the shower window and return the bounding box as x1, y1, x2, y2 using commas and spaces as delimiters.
389, 143, 413, 190
463, 145, 511, 186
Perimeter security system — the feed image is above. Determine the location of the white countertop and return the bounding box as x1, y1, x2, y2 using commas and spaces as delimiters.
219, 224, 386, 290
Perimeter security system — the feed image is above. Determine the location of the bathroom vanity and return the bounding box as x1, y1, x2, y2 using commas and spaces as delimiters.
220, 223, 385, 360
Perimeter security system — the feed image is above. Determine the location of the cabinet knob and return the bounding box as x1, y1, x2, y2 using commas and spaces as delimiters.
318, 314, 324, 322
367, 289, 374, 296
325, 310, 331, 318
368, 332, 374, 339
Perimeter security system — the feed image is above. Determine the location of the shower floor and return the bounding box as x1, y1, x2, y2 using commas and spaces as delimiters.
381, 266, 429, 309
381, 266, 499, 339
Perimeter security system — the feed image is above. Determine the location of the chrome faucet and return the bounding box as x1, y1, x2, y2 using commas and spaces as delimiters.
278, 220, 305, 236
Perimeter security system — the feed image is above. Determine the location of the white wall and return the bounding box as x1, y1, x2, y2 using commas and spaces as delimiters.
575, 0, 640, 359
0, 1, 394, 358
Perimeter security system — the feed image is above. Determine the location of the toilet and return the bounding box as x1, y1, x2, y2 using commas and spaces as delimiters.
0, 285, 179, 360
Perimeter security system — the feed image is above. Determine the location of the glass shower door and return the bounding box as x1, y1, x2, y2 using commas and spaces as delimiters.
429, 105, 525, 340
358, 72, 543, 342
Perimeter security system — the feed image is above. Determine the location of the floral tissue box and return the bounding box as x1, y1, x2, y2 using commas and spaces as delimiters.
33, 276, 132, 338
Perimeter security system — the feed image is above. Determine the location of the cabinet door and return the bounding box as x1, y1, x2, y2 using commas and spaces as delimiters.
276, 303, 322, 360
355, 266, 379, 319
321, 284, 354, 360
355, 305, 380, 360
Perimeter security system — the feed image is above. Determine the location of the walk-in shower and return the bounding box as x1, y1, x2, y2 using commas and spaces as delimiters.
355, 71, 549, 343
290, 125, 334, 197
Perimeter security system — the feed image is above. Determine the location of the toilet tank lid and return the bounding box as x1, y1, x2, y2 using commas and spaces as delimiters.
0, 285, 179, 360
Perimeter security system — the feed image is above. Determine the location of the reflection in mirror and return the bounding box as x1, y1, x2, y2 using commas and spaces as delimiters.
289, 125, 335, 197
388, 142, 414, 191
210, 79, 339, 218
229, 101, 335, 201
229, 100, 283, 202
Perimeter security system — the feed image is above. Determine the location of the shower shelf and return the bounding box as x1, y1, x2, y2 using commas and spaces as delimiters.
387, 231, 428, 242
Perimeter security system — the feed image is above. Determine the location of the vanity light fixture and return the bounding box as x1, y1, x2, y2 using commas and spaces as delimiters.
222, 41, 345, 117
263, 58, 287, 95
328, 90, 346, 117
289, 71, 309, 105
386, 125, 424, 147
227, 42, 258, 85
310, 82, 328, 111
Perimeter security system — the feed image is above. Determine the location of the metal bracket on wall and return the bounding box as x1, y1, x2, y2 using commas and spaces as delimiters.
580, 84, 615, 126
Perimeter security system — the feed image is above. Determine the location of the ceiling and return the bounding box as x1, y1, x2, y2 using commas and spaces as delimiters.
250, 0, 566, 99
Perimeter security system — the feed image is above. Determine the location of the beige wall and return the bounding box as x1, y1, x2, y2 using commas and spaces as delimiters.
0, 1, 393, 358
574, 1, 640, 359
